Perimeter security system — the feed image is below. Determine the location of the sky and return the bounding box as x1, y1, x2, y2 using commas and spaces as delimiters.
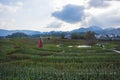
0, 0, 120, 32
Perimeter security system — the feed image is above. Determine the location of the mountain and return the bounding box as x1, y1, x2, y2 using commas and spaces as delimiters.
0, 26, 120, 36
0, 29, 11, 36
72, 26, 103, 33
71, 26, 120, 35
104, 28, 120, 35
0, 29, 41, 36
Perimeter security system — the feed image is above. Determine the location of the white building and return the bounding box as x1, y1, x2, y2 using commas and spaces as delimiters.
64, 34, 72, 39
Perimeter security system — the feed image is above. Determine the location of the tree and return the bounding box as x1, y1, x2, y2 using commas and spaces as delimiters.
85, 31, 96, 46
71, 33, 85, 39
71, 33, 79, 39
7, 32, 28, 38
61, 34, 65, 39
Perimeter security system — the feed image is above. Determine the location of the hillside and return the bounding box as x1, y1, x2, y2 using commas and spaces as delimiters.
0, 26, 120, 36
0, 29, 41, 36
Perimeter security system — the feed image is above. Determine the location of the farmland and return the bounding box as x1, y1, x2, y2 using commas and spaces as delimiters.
0, 38, 120, 80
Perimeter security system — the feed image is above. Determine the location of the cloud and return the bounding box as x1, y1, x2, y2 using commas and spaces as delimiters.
86, 8, 120, 28
88, 0, 109, 8
0, 1, 23, 14
46, 22, 62, 28
52, 4, 84, 24
0, 19, 15, 29
0, 0, 24, 5
0, 0, 12, 5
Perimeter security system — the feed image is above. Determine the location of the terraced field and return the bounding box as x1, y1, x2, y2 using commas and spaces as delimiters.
0, 38, 120, 80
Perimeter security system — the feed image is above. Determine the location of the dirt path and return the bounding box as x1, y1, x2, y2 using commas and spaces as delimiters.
112, 50, 120, 54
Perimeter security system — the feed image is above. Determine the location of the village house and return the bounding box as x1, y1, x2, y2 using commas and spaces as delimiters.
64, 34, 72, 39
95, 34, 120, 40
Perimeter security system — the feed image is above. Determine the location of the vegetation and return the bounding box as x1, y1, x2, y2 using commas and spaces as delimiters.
7, 32, 28, 38
71, 33, 85, 39
0, 38, 120, 80
85, 31, 96, 46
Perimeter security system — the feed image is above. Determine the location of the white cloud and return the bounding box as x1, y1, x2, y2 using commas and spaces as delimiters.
16, 1, 23, 6
46, 22, 62, 28
53, 0, 84, 11
0, 20, 15, 30
0, 0, 120, 32
80, 0, 120, 28
0, 1, 23, 14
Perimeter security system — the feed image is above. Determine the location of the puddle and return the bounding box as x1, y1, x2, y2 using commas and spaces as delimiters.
77, 45, 91, 48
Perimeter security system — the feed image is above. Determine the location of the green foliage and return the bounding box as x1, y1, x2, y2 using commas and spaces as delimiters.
71, 33, 85, 39
61, 33, 66, 39
7, 32, 28, 38
85, 31, 96, 46
0, 38, 120, 80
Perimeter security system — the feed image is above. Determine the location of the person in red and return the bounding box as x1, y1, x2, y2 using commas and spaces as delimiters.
38, 37, 43, 48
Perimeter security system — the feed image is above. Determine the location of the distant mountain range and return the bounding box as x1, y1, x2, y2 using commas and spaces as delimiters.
0, 29, 41, 36
72, 26, 120, 35
103, 28, 120, 35
72, 26, 103, 33
0, 26, 120, 36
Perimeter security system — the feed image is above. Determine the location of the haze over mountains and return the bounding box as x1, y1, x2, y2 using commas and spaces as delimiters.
0, 29, 41, 36
0, 26, 120, 36
72, 26, 120, 35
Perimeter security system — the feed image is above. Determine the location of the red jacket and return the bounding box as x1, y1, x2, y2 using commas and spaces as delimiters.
38, 38, 43, 48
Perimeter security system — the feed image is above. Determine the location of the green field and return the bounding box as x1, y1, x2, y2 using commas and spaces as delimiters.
0, 38, 120, 80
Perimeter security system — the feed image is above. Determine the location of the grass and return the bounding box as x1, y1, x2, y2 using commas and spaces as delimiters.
0, 38, 120, 80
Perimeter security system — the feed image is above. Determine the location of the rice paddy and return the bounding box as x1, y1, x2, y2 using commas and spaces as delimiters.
0, 38, 120, 80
